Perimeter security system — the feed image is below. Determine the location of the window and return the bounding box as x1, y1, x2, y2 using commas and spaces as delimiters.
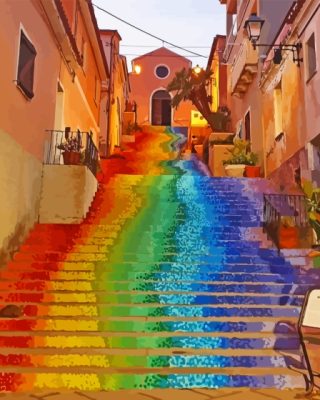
94, 76, 99, 105
17, 31, 36, 99
273, 81, 283, 136
306, 33, 317, 80
155, 65, 169, 79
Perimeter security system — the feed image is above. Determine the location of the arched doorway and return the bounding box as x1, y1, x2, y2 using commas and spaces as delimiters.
151, 90, 172, 126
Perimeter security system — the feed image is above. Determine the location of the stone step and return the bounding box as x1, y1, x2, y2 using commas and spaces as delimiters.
0, 319, 297, 333
0, 353, 300, 370
6, 261, 301, 274
0, 371, 305, 391
0, 292, 303, 306
0, 304, 301, 318
0, 280, 311, 294
0, 334, 300, 350
1, 270, 316, 285
12, 253, 291, 264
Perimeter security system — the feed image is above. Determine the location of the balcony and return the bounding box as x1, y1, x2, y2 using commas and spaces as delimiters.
219, 0, 236, 13
40, 129, 99, 224
231, 39, 258, 96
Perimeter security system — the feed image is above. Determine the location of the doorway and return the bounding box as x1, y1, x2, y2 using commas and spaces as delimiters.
151, 90, 171, 126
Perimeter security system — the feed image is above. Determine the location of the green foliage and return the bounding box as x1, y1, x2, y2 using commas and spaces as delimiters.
222, 138, 259, 166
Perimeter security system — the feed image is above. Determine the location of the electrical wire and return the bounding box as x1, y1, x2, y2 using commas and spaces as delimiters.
92, 2, 207, 58
121, 45, 211, 48
121, 53, 208, 58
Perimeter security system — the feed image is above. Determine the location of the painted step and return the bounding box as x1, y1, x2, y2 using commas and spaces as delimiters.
6, 261, 303, 275
12, 253, 291, 264
0, 371, 305, 391
0, 353, 300, 370
0, 335, 300, 350
0, 292, 304, 307
1, 270, 314, 285
0, 280, 312, 294
0, 319, 299, 333
0, 304, 301, 318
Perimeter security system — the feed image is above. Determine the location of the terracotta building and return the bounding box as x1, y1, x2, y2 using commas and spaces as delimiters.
129, 47, 196, 128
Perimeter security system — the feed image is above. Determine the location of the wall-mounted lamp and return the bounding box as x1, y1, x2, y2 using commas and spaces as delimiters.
244, 13, 303, 67
133, 64, 141, 75
193, 64, 202, 75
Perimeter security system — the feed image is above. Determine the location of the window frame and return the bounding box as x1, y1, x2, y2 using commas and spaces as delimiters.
305, 32, 317, 82
16, 29, 37, 99
154, 64, 170, 79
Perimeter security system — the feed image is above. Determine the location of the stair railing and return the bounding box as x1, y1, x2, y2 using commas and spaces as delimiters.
44, 129, 99, 176
263, 193, 309, 250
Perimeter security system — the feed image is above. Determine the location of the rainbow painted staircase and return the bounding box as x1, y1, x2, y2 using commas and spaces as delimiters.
0, 127, 319, 394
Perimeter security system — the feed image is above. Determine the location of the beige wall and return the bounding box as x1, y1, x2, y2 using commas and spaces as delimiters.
39, 165, 98, 224
0, 129, 43, 264
0, 1, 60, 262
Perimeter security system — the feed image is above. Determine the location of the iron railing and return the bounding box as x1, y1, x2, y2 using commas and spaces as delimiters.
263, 193, 309, 250
44, 129, 99, 176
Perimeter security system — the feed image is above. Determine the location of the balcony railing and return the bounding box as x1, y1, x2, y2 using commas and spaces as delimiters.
263, 194, 309, 250
231, 38, 258, 96
44, 129, 99, 176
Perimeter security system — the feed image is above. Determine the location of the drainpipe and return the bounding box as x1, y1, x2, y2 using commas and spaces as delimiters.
106, 32, 116, 157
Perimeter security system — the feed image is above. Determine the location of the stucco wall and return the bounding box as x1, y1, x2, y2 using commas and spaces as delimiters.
39, 165, 98, 224
0, 129, 43, 264
129, 48, 196, 127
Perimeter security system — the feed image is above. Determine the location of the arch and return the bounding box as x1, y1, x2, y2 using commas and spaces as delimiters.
151, 89, 172, 126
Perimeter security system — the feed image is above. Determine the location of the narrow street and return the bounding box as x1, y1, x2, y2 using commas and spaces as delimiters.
0, 128, 318, 398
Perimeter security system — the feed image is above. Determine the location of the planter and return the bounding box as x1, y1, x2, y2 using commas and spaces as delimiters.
245, 165, 261, 178
279, 226, 299, 249
224, 164, 246, 177
62, 151, 81, 165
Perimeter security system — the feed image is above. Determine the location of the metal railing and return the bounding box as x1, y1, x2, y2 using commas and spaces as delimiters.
263, 193, 309, 250
44, 129, 99, 176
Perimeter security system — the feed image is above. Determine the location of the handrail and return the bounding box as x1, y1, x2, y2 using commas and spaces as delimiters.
263, 193, 309, 250
44, 129, 99, 176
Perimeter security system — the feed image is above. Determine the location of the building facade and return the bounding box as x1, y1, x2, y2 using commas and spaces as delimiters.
218, 0, 296, 175
129, 47, 195, 128
0, 0, 108, 262
260, 0, 320, 194
100, 30, 130, 156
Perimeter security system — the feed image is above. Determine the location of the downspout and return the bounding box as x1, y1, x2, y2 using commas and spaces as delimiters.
107, 32, 116, 156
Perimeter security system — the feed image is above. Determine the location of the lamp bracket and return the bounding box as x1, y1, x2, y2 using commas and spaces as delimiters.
252, 42, 303, 66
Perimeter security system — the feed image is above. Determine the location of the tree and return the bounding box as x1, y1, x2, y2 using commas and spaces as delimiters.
167, 67, 230, 132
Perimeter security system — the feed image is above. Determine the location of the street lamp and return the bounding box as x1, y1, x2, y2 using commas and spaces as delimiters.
193, 64, 202, 75
244, 13, 265, 49
244, 13, 303, 67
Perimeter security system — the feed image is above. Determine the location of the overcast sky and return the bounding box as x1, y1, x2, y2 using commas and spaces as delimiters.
93, 0, 226, 71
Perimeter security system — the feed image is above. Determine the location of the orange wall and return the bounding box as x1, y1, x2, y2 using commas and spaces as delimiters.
129, 48, 196, 127
0, 0, 60, 160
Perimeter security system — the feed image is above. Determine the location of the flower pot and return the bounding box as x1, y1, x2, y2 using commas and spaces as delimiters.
245, 165, 261, 178
224, 164, 246, 177
62, 151, 81, 165
279, 226, 299, 249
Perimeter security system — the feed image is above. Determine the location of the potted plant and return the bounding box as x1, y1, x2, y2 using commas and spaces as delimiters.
244, 151, 260, 178
223, 138, 249, 177
279, 216, 299, 249
56, 129, 83, 165
208, 106, 232, 132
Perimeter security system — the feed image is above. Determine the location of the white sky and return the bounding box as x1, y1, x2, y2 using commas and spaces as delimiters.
93, 0, 226, 71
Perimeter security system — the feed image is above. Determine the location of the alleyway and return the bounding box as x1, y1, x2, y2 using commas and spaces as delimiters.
0, 127, 318, 398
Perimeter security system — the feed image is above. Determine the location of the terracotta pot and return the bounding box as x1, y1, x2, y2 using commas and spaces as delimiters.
245, 165, 261, 178
62, 151, 81, 165
224, 164, 246, 177
279, 226, 299, 248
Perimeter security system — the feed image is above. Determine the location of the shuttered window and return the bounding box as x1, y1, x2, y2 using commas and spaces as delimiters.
17, 31, 36, 99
